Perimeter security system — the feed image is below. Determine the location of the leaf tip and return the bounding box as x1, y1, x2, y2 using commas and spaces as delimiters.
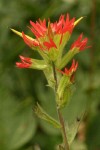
74, 16, 84, 26
10, 28, 22, 38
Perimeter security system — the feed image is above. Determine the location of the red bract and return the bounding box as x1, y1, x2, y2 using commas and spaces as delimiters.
70, 33, 90, 51
22, 13, 75, 51
30, 19, 47, 38
22, 32, 39, 47
16, 55, 32, 68
49, 14, 75, 34
60, 60, 78, 76
43, 38, 57, 50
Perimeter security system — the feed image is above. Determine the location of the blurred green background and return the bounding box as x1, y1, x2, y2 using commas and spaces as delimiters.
0, 0, 100, 150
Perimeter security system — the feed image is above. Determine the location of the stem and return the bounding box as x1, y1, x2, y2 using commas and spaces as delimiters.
52, 62, 69, 150
57, 108, 69, 150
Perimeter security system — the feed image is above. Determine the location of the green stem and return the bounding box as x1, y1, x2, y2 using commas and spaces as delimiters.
52, 62, 69, 150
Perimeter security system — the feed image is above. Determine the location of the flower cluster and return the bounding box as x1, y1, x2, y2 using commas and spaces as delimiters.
14, 13, 90, 98
22, 14, 75, 51
15, 15, 88, 69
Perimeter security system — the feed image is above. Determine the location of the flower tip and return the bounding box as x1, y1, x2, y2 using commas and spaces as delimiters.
22, 31, 24, 36
30, 20, 33, 25
71, 59, 78, 71
16, 62, 22, 68
16, 55, 32, 69
79, 33, 83, 39
19, 55, 24, 60
74, 16, 84, 26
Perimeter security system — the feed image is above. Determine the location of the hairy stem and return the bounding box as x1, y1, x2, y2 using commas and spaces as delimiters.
52, 62, 69, 150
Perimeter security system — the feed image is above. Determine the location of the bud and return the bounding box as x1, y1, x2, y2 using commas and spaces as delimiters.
16, 55, 47, 70
57, 60, 78, 108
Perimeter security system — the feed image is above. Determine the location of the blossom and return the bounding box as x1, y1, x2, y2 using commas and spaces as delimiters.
29, 19, 47, 38
16, 55, 32, 68
50, 14, 75, 34
70, 33, 90, 51
22, 14, 75, 51
60, 59, 78, 76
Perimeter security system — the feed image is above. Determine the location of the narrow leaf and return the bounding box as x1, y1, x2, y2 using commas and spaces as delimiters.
57, 75, 71, 108
11, 28, 34, 41
31, 59, 47, 70
34, 103, 61, 128
74, 17, 84, 26
58, 48, 78, 69
66, 111, 85, 145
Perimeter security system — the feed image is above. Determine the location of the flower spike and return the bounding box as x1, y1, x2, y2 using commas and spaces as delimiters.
12, 14, 89, 64
12, 13, 91, 146
21, 14, 76, 52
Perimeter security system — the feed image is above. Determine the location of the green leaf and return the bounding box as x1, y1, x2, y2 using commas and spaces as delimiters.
74, 17, 84, 26
34, 103, 61, 128
56, 32, 71, 65
58, 48, 78, 69
57, 75, 71, 108
35, 83, 60, 135
71, 140, 87, 150
31, 59, 48, 70
66, 121, 80, 145
62, 87, 72, 108
65, 110, 86, 145
11, 28, 35, 41
43, 65, 56, 89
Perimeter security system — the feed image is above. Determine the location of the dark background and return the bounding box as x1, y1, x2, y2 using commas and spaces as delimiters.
0, 0, 100, 150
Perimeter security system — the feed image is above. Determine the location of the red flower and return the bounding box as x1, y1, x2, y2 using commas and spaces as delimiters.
30, 19, 47, 38
16, 55, 32, 68
51, 14, 75, 34
70, 33, 90, 51
22, 13, 75, 51
60, 60, 78, 76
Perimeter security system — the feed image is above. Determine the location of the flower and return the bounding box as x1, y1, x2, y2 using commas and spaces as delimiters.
60, 59, 78, 76
22, 14, 75, 51
29, 19, 47, 38
70, 33, 90, 51
50, 14, 75, 34
16, 55, 32, 68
